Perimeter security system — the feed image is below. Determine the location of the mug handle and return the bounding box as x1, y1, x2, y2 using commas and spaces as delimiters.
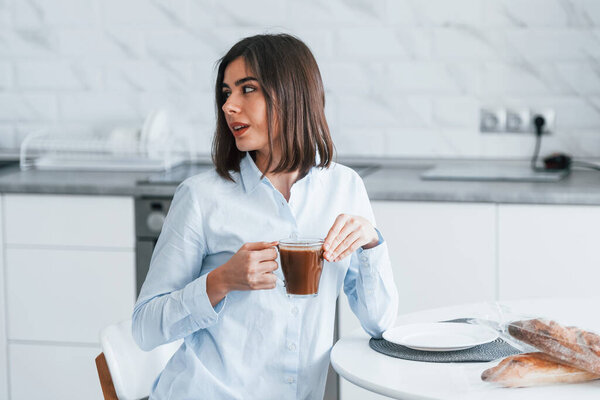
274, 244, 286, 288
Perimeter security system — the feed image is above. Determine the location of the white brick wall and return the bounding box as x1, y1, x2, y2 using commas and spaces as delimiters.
102, 0, 189, 26
16, 61, 102, 90
0, 63, 10, 90
14, 0, 98, 28
0, 125, 16, 148
58, 93, 140, 122
0, 94, 57, 121
0, 0, 599, 158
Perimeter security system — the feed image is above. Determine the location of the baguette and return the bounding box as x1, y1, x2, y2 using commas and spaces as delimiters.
508, 319, 600, 375
481, 352, 600, 387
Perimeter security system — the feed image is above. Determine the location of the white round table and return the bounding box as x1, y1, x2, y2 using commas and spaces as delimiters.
331, 297, 600, 400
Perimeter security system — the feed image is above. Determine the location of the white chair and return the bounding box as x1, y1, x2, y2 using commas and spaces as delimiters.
95, 319, 183, 400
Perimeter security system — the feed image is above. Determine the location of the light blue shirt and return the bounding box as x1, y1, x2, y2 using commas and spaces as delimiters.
132, 153, 398, 400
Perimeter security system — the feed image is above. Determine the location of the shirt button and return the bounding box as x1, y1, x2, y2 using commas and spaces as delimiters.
291, 306, 299, 316
288, 343, 296, 351
286, 376, 295, 384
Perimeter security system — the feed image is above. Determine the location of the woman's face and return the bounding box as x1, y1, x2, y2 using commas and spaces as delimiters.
221, 57, 275, 154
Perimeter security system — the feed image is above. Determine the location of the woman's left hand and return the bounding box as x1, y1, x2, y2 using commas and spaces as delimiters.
323, 214, 379, 262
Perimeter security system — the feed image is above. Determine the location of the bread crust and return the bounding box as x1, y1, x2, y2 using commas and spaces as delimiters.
481, 352, 600, 388
508, 319, 600, 375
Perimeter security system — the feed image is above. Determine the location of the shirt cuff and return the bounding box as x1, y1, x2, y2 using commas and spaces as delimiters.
182, 273, 227, 327
357, 229, 387, 271
374, 228, 384, 246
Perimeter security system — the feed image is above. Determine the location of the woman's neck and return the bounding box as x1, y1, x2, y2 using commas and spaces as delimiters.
254, 150, 301, 202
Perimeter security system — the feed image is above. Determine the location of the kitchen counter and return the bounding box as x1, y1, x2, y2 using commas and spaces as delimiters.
0, 158, 599, 205
0, 164, 167, 197
364, 161, 600, 205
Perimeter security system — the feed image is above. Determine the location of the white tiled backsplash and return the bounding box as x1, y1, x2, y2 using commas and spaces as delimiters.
1, 0, 600, 158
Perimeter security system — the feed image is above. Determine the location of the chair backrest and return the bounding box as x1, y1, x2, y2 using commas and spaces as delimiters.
97, 319, 182, 400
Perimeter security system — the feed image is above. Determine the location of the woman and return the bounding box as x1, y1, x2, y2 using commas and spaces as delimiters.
133, 33, 398, 400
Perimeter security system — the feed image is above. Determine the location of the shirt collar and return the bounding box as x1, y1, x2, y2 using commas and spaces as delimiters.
240, 152, 264, 193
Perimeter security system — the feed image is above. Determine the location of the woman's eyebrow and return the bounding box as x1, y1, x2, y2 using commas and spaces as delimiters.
222, 76, 258, 88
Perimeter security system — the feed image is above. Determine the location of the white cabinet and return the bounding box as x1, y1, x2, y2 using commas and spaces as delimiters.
498, 204, 600, 300
2, 194, 135, 400
0, 194, 7, 400
6, 248, 135, 343
371, 201, 497, 315
4, 194, 134, 248
339, 201, 497, 337
338, 201, 496, 400
9, 343, 102, 400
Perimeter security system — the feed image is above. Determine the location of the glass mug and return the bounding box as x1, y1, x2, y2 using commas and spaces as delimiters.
277, 238, 325, 297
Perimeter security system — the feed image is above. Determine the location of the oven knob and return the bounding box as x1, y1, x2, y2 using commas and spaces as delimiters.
146, 212, 166, 232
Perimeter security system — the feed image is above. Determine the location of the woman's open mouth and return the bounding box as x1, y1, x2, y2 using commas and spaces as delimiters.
231, 123, 250, 137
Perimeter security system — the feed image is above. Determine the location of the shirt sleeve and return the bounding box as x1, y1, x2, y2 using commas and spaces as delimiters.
132, 181, 226, 351
343, 174, 398, 339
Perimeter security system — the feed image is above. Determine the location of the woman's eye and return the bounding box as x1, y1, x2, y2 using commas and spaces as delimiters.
243, 86, 256, 94
222, 91, 231, 99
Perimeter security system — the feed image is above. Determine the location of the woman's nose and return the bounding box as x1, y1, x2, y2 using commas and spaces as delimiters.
222, 97, 240, 114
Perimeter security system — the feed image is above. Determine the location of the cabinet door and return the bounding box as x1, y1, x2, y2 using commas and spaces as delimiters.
375, 201, 496, 315
338, 201, 497, 335
9, 343, 102, 400
498, 204, 600, 300
6, 248, 135, 343
4, 194, 134, 248
337, 201, 496, 400
0, 194, 7, 400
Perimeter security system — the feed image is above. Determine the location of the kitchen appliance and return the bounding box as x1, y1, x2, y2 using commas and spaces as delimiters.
135, 196, 172, 296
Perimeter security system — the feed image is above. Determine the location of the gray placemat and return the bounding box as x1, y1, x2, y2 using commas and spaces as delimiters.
369, 319, 522, 363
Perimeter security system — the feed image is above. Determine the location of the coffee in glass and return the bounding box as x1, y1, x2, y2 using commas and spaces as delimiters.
278, 238, 324, 297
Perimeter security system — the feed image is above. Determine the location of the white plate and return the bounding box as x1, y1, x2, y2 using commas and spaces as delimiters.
382, 322, 498, 352
141, 109, 170, 151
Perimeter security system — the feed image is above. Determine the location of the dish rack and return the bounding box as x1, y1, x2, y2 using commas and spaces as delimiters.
19, 110, 185, 171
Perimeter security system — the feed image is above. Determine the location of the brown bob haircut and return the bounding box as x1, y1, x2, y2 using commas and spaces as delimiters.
212, 33, 335, 182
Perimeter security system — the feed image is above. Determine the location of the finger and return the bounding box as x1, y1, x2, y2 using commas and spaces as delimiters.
330, 230, 361, 261
254, 247, 278, 262
243, 241, 279, 251
330, 220, 358, 253
262, 273, 278, 289
333, 237, 362, 262
325, 220, 357, 261
323, 214, 349, 252
250, 272, 278, 290
256, 260, 278, 273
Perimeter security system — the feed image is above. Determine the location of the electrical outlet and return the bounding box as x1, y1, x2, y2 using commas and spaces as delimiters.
530, 109, 555, 134
506, 109, 531, 133
480, 108, 506, 133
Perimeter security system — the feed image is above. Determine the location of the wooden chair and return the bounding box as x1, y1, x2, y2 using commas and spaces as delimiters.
95, 319, 182, 400
96, 352, 119, 400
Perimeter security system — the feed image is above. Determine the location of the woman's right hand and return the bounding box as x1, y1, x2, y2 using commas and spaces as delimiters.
207, 241, 279, 306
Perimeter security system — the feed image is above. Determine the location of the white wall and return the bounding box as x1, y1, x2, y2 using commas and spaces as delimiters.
0, 0, 599, 158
